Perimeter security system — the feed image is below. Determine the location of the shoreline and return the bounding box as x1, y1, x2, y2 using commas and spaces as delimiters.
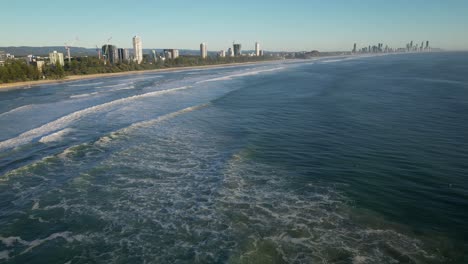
0, 53, 401, 91
0, 60, 282, 91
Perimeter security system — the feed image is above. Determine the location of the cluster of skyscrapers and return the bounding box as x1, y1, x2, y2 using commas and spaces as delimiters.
406, 41, 431, 52
204, 42, 263, 58
352, 41, 432, 54
101, 36, 141, 65
100, 36, 265, 65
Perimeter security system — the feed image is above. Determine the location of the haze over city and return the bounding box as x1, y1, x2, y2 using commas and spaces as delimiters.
2, 0, 468, 51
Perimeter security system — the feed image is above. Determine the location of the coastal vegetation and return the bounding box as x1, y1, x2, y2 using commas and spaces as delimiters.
0, 55, 278, 84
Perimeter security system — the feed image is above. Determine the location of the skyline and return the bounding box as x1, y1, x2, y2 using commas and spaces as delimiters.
2, 0, 468, 51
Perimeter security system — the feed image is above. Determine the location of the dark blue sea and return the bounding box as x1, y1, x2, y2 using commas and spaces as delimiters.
0, 53, 467, 263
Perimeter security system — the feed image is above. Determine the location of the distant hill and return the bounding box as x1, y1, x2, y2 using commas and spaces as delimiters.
0, 46, 97, 57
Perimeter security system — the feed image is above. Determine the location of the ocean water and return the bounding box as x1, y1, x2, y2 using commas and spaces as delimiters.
0, 53, 467, 263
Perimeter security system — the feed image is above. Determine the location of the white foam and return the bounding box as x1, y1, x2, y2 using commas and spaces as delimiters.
69, 92, 99, 99
20, 232, 81, 254
0, 86, 190, 151
99, 82, 134, 89
0, 232, 83, 256
0, 250, 9, 260
197, 67, 284, 84
0, 236, 22, 247
95, 104, 209, 147
321, 57, 354, 63
39, 128, 74, 143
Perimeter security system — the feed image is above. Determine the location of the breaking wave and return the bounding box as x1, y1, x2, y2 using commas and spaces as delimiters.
0, 86, 190, 151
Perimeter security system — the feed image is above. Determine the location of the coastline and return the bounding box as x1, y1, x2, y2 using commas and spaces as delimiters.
0, 60, 280, 91
0, 53, 393, 91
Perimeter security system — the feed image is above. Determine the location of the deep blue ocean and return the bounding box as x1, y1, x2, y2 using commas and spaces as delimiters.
0, 53, 467, 263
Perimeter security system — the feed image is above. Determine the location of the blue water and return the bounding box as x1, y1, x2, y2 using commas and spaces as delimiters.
0, 53, 467, 263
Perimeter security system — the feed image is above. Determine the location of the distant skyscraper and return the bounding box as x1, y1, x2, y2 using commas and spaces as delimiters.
233, 43, 242, 56
352, 43, 357, 53
49, 51, 64, 66
102, 45, 118, 64
173, 49, 179, 59
163, 49, 179, 59
200, 43, 207, 58
255, 42, 260, 56
0, 50, 6, 63
228, 48, 234, 57
151, 50, 158, 62
259, 50, 264, 56
133, 36, 143, 64
426, 41, 429, 50
219, 50, 226, 57
118, 48, 129, 63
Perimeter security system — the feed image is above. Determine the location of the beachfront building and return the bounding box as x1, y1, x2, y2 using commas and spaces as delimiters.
0, 50, 5, 66
200, 43, 207, 59
164, 49, 179, 60
255, 42, 260, 56
49, 51, 64, 66
133, 36, 143, 64
118, 48, 129, 63
102, 45, 118, 65
218, 50, 226, 58
228, 48, 234, 57
233, 43, 242, 56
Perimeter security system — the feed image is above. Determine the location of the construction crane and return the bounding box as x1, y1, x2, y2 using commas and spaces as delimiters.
64, 37, 79, 64
103, 37, 112, 64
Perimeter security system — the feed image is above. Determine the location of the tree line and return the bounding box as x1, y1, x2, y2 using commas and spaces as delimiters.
0, 60, 65, 83
0, 55, 277, 84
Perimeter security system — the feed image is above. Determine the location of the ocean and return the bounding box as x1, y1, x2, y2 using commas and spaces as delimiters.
0, 53, 467, 263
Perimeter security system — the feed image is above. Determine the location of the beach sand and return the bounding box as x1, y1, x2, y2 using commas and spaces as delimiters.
0, 61, 279, 91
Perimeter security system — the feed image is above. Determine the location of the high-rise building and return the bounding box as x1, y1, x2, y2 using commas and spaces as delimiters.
228, 48, 234, 57
173, 49, 179, 59
255, 42, 260, 56
233, 43, 242, 56
259, 50, 264, 56
426, 41, 429, 50
49, 51, 64, 66
133, 36, 143, 64
200, 43, 207, 59
102, 45, 118, 64
352, 43, 357, 53
0, 50, 6, 64
163, 49, 179, 60
118, 48, 129, 63
151, 50, 158, 63
219, 50, 226, 57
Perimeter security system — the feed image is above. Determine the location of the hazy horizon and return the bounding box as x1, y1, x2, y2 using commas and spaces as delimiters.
2, 0, 468, 52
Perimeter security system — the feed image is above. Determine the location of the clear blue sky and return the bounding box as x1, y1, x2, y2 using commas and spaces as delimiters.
2, 0, 468, 51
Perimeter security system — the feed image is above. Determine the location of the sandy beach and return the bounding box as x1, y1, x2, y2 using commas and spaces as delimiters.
0, 61, 280, 91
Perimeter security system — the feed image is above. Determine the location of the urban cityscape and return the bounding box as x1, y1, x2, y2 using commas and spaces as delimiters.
0, 34, 436, 85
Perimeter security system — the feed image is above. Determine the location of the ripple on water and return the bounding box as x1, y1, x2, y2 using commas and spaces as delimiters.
0, 102, 455, 263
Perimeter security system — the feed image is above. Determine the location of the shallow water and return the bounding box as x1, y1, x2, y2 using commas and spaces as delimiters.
0, 53, 467, 263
